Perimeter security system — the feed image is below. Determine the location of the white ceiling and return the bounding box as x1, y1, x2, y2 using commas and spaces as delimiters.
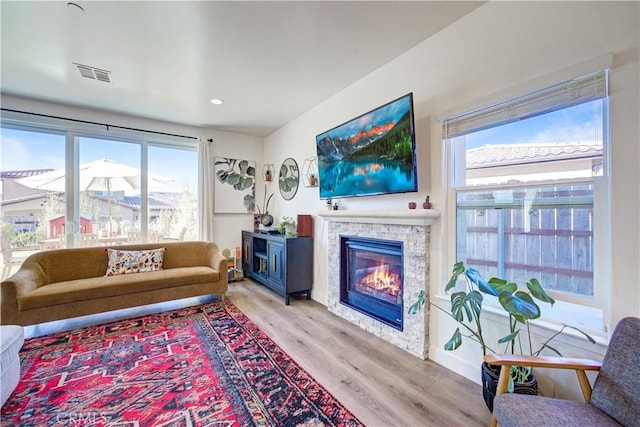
1, 1, 483, 136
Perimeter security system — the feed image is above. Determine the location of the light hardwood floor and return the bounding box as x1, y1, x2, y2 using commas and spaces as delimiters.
227, 279, 492, 427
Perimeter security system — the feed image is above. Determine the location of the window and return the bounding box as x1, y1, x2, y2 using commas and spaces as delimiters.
444, 70, 609, 308
1, 127, 66, 249
1, 124, 198, 254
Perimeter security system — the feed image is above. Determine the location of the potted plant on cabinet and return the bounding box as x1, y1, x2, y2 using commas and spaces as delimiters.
409, 261, 595, 412
255, 184, 274, 227
277, 216, 297, 236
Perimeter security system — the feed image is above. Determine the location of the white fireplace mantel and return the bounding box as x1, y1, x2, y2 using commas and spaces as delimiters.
318, 209, 440, 226
322, 208, 436, 359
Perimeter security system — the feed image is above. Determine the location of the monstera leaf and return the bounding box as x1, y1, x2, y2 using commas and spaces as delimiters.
444, 327, 463, 351
488, 277, 518, 295
527, 278, 555, 306
466, 268, 499, 296
499, 291, 540, 324
450, 290, 483, 323
445, 261, 466, 292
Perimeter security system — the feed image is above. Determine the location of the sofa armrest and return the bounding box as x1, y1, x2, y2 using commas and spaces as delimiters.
1, 267, 45, 325
206, 244, 228, 279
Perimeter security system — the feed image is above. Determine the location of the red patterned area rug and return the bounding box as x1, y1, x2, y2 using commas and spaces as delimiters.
1, 301, 363, 427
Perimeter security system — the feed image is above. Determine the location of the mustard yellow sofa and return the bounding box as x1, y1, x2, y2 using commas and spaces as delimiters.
0, 241, 228, 326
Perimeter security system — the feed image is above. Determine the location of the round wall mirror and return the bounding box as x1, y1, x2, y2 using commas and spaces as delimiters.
279, 158, 299, 200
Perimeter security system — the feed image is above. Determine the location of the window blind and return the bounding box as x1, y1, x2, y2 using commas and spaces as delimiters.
443, 70, 608, 138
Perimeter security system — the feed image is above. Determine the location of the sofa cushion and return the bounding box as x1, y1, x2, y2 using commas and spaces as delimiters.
18, 267, 220, 311
105, 248, 165, 276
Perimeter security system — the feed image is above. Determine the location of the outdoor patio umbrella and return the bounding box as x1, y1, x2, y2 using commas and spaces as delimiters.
16, 157, 173, 237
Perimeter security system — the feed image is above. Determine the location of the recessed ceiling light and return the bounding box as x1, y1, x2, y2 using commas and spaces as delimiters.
210, 98, 224, 105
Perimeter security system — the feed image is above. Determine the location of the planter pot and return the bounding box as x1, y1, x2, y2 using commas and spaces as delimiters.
481, 361, 538, 412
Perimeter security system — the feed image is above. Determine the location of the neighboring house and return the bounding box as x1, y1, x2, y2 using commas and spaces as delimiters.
49, 216, 95, 238
466, 141, 602, 185
1, 169, 53, 200
1, 170, 54, 232
1, 169, 177, 236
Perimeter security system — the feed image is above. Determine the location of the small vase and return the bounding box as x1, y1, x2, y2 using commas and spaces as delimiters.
423, 196, 432, 209
408, 202, 417, 209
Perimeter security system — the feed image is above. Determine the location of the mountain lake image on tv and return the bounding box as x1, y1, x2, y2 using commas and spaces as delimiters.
315, 93, 418, 199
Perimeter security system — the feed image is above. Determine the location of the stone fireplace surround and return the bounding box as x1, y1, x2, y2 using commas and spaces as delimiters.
318, 210, 439, 359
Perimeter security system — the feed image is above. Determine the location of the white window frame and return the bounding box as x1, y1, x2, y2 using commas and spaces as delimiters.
441, 70, 611, 333
1, 117, 199, 245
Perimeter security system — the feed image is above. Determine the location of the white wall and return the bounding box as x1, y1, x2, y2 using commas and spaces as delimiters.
264, 1, 639, 398
204, 128, 264, 252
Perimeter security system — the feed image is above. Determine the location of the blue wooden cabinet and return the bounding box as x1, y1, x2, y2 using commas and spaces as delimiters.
241, 231, 313, 304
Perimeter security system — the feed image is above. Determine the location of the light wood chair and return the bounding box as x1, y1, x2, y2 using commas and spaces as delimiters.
162, 227, 187, 242
1, 237, 25, 280
127, 231, 141, 243
486, 317, 640, 427
79, 233, 99, 248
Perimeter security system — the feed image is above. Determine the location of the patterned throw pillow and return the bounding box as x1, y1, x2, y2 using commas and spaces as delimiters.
105, 248, 165, 276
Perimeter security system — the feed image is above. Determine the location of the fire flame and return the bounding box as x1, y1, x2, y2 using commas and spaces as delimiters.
358, 264, 401, 299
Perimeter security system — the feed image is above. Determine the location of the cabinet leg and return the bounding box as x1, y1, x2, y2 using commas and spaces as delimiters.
306, 291, 311, 300
285, 294, 290, 305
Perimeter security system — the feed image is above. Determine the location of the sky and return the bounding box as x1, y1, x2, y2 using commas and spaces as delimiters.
465, 100, 603, 149
1, 129, 197, 193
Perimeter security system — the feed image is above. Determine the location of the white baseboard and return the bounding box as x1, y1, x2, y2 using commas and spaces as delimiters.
429, 346, 483, 386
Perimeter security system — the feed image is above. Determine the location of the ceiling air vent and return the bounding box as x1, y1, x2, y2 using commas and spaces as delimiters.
73, 63, 112, 84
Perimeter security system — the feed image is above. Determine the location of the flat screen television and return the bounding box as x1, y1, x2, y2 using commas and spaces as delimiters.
315, 93, 418, 200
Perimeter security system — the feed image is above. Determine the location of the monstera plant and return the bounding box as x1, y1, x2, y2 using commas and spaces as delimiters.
409, 261, 595, 411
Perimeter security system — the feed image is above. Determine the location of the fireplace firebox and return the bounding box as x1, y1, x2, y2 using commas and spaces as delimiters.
340, 236, 403, 330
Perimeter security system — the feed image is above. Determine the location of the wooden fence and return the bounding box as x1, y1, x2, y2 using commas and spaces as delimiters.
457, 186, 594, 297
